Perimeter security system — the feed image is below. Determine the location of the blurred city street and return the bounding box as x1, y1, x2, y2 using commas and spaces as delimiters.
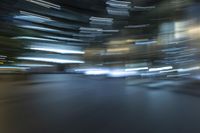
1, 0, 200, 132
1, 74, 200, 133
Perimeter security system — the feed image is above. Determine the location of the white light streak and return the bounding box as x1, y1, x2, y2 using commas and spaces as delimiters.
29, 47, 85, 54
26, 0, 61, 10
149, 66, 173, 72
178, 66, 200, 73
12, 36, 58, 42
15, 64, 53, 67
17, 57, 84, 64
19, 25, 59, 32
125, 67, 149, 71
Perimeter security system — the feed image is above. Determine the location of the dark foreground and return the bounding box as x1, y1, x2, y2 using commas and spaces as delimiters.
1, 74, 200, 133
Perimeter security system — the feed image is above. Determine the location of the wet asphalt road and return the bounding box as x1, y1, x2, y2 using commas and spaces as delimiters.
0, 74, 200, 133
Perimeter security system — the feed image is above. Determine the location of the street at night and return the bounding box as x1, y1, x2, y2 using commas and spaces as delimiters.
1, 0, 200, 132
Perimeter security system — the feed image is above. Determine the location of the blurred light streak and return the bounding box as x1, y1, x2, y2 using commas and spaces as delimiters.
109, 0, 131, 4
106, 0, 131, 9
26, 0, 61, 10
125, 24, 150, 29
133, 6, 156, 10
107, 7, 129, 16
164, 54, 195, 60
135, 40, 157, 45
80, 27, 103, 32
107, 47, 129, 53
103, 30, 119, 33
12, 36, 58, 42
15, 64, 53, 67
140, 72, 160, 77
16, 57, 84, 64
149, 66, 173, 72
178, 66, 200, 73
167, 73, 191, 78
44, 36, 84, 42
80, 27, 119, 34
90, 17, 113, 23
126, 62, 149, 68
19, 25, 59, 32
73, 34, 96, 38
188, 27, 200, 34
15, 11, 53, 23
0, 55, 7, 58
106, 40, 133, 45
90, 16, 113, 25
84, 69, 109, 75
125, 67, 149, 71
106, 2, 131, 9
175, 59, 196, 64
108, 70, 138, 77
0, 66, 29, 70
28, 46, 85, 54
159, 69, 177, 73
76, 68, 140, 77
161, 47, 185, 52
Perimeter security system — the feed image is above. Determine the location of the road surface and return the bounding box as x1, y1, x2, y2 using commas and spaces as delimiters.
0, 74, 200, 133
